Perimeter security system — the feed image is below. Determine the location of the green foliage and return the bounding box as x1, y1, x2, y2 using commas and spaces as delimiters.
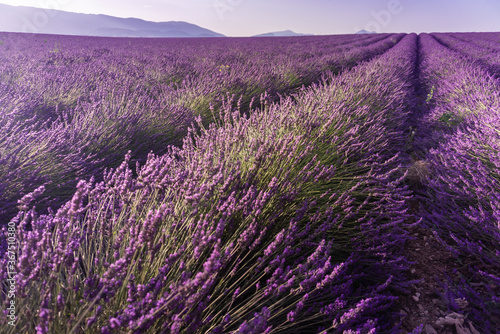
438, 112, 462, 127
51, 41, 60, 53
426, 84, 435, 102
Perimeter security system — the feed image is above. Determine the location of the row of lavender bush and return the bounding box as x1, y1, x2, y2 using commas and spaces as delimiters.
431, 32, 500, 78
0, 32, 404, 225
0, 35, 401, 222
0, 34, 418, 333
447, 31, 500, 51
416, 33, 500, 332
445, 32, 500, 55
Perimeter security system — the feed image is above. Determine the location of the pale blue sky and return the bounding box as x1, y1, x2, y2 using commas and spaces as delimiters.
1, 0, 499, 36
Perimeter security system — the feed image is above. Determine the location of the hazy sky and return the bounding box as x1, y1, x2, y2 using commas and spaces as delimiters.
1, 0, 500, 36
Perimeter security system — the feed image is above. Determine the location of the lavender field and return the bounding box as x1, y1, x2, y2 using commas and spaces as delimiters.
0, 31, 499, 333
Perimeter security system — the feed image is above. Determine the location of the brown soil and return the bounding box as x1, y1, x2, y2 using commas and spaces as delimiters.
396, 216, 493, 334
397, 224, 457, 333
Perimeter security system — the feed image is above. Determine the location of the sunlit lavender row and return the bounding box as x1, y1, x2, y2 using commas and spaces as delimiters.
0, 32, 403, 225
0, 30, 499, 333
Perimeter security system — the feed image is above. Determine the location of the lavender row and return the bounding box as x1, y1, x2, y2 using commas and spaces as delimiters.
431, 32, 500, 79
0, 34, 418, 333
441, 32, 500, 53
0, 32, 404, 225
0, 32, 397, 125
416, 33, 500, 332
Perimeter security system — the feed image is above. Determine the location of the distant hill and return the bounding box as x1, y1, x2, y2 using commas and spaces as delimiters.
356, 30, 377, 34
253, 30, 313, 37
0, 3, 225, 38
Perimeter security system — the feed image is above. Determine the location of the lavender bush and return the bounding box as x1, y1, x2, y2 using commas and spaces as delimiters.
2, 30, 499, 333
0, 34, 418, 333
0, 32, 403, 225
432, 32, 500, 78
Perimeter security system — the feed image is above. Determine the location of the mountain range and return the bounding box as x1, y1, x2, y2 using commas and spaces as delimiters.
0, 3, 225, 38
0, 4, 317, 38
355, 29, 377, 34
253, 30, 313, 37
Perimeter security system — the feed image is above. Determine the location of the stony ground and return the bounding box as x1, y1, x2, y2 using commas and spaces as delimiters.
398, 224, 484, 334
